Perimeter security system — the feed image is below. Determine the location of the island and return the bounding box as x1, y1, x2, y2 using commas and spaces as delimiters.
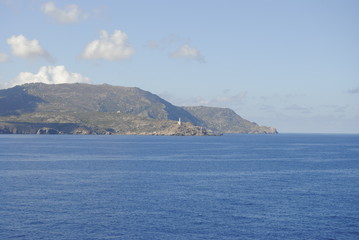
0, 83, 277, 136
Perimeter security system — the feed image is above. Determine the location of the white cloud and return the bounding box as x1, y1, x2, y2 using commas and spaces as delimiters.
170, 44, 205, 62
41, 1, 88, 24
8, 65, 90, 87
7, 35, 52, 61
145, 40, 160, 49
146, 35, 205, 62
146, 35, 185, 49
0, 52, 9, 62
81, 29, 134, 61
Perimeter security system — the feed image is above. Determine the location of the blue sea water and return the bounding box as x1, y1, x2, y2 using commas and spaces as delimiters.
0, 134, 358, 240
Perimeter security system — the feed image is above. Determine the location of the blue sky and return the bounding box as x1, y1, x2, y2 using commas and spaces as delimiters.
0, 0, 358, 133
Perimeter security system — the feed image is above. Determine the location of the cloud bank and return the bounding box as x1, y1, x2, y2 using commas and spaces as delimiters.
41, 1, 88, 24
348, 86, 359, 94
81, 30, 134, 61
159, 90, 246, 108
0, 52, 8, 62
8, 65, 90, 87
170, 44, 205, 62
7, 35, 52, 61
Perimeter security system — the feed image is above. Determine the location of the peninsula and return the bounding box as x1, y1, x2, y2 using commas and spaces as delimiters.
0, 83, 277, 135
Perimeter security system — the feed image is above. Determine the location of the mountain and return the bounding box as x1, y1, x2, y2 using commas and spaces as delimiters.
0, 83, 200, 124
0, 83, 277, 135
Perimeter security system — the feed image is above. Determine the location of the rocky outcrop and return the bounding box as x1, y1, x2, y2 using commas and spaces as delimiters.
249, 126, 278, 134
36, 127, 59, 134
154, 122, 218, 136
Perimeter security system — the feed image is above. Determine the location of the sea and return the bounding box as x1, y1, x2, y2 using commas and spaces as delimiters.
0, 134, 358, 240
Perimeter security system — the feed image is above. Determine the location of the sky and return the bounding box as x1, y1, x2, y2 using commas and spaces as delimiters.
0, 0, 358, 133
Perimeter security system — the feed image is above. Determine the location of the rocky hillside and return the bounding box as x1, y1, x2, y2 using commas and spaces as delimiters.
0, 112, 216, 136
184, 106, 277, 134
0, 83, 200, 124
0, 83, 277, 135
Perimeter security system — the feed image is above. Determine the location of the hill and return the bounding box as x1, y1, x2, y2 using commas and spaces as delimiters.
0, 83, 277, 135
0, 83, 200, 124
183, 106, 277, 134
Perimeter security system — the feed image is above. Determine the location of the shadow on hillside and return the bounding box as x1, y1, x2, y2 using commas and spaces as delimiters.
0, 86, 46, 116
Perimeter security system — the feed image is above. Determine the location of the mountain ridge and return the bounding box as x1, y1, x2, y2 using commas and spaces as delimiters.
0, 83, 277, 135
